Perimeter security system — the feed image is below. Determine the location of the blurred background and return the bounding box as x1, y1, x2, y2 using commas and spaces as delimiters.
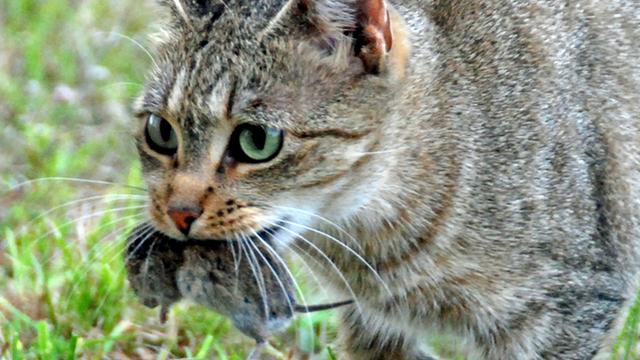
0, 1, 339, 358
2, 0, 640, 359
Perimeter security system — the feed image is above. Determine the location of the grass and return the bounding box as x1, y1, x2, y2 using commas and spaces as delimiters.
1, 0, 640, 359
0, 0, 340, 358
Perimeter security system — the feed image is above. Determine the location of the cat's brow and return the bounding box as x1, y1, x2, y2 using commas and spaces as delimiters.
289, 128, 372, 140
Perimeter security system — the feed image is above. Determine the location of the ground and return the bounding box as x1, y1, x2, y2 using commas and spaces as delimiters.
0, 0, 638, 359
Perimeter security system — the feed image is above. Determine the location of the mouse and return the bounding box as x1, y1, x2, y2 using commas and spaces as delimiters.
125, 226, 184, 323
124, 224, 353, 357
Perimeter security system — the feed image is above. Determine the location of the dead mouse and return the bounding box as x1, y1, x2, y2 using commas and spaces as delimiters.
125, 225, 184, 323
124, 224, 352, 354
177, 239, 353, 343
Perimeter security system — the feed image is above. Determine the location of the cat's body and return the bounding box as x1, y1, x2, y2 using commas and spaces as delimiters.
134, 0, 640, 358
304, 2, 640, 359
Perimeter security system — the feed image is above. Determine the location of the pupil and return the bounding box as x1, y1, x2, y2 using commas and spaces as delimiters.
251, 126, 266, 150
159, 120, 172, 143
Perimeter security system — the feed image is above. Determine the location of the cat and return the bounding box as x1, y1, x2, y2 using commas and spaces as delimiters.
132, 0, 640, 358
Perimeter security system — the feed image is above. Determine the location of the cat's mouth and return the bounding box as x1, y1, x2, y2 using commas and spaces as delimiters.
183, 218, 289, 245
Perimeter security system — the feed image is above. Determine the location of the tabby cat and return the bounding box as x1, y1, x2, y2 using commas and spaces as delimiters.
133, 0, 640, 358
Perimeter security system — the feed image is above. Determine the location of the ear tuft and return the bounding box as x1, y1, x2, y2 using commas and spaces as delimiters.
353, 0, 393, 73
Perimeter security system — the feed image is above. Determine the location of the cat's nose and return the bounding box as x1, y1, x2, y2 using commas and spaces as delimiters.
167, 206, 203, 236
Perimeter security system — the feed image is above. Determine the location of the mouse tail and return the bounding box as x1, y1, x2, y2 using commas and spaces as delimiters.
294, 299, 354, 313
159, 304, 170, 324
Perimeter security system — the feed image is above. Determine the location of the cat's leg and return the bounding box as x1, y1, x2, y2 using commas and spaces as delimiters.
338, 308, 436, 360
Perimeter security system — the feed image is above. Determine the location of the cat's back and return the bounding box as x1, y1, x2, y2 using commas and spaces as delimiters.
390, 1, 640, 355
404, 0, 640, 238
401, 0, 640, 118
410, 0, 640, 106
397, 0, 640, 283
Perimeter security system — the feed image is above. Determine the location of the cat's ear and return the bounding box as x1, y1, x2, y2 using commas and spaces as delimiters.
352, 0, 393, 73
287, 0, 394, 74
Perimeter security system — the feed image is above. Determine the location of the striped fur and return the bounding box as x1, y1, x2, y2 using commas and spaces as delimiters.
134, 0, 640, 358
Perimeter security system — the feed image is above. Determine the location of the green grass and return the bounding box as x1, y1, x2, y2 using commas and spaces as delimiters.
0, 0, 340, 358
1, 0, 639, 359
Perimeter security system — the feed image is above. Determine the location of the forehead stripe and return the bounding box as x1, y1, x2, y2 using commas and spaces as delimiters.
167, 68, 188, 115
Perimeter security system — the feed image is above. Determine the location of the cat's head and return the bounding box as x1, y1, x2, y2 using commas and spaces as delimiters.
133, 0, 409, 242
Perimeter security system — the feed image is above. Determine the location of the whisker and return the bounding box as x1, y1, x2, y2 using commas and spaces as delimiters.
17, 193, 146, 235
27, 205, 149, 255
280, 241, 344, 349
139, 237, 159, 308
92, 224, 158, 315
61, 219, 150, 311
227, 237, 242, 291
249, 231, 301, 307
94, 31, 159, 68
121, 223, 157, 266
264, 221, 364, 317
266, 227, 333, 301
76, 219, 150, 270
5, 177, 147, 193
239, 234, 269, 320
81, 213, 148, 254
67, 224, 141, 289
246, 233, 295, 314
231, 233, 245, 291
250, 232, 316, 351
39, 212, 148, 267
263, 227, 330, 299
102, 223, 154, 266
87, 214, 147, 254
280, 219, 392, 296
270, 205, 363, 251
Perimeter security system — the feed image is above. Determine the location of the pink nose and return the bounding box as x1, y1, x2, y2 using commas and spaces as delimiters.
167, 206, 202, 236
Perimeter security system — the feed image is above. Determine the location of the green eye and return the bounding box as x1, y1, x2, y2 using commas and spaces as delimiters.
230, 124, 283, 163
145, 114, 178, 156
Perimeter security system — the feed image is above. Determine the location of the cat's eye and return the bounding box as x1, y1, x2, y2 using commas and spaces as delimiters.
145, 114, 178, 156
229, 124, 283, 163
